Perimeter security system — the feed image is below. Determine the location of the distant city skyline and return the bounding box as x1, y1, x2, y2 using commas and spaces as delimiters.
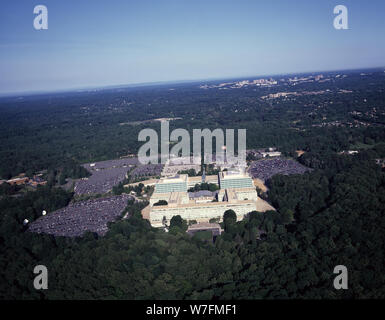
1, 66, 384, 98
1, 0, 385, 95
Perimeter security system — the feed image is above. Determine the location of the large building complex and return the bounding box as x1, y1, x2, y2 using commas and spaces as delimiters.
145, 169, 273, 227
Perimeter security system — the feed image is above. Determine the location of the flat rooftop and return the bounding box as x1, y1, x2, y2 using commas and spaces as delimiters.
220, 170, 249, 179
157, 174, 188, 184
151, 198, 257, 209
188, 222, 221, 230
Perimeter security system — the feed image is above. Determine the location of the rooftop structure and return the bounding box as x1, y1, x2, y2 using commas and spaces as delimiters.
188, 190, 217, 199
7, 177, 29, 186
145, 170, 273, 227
219, 170, 254, 189
161, 156, 201, 177
29, 175, 47, 187
187, 223, 223, 237
187, 175, 219, 188
154, 174, 188, 194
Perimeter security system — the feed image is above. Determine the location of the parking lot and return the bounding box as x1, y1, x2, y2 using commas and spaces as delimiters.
75, 158, 163, 195
248, 158, 311, 182
28, 194, 133, 237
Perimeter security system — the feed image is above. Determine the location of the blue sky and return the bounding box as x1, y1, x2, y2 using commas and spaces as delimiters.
0, 0, 384, 95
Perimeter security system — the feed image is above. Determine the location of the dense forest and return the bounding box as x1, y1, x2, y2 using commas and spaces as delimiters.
0, 68, 385, 299
1, 69, 384, 179
1, 141, 384, 299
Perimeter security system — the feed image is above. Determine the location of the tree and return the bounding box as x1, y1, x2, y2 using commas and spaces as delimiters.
223, 210, 237, 233
169, 215, 188, 233
153, 200, 168, 206
192, 230, 212, 241
282, 209, 294, 224
223, 210, 237, 225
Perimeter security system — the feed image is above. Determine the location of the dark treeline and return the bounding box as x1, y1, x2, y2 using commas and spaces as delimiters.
1, 146, 384, 299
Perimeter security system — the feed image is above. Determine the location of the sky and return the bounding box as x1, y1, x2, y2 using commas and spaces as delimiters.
0, 0, 385, 95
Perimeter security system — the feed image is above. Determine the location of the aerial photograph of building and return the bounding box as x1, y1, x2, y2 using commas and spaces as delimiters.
145, 169, 273, 227
0, 0, 384, 315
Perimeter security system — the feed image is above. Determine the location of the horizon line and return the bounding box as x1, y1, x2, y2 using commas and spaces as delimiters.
1, 65, 384, 99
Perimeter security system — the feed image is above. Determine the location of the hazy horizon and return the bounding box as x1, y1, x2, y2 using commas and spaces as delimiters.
1, 0, 385, 95
1, 65, 384, 98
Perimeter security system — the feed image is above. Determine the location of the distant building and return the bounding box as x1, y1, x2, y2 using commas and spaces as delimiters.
295, 150, 306, 157
339, 150, 359, 155
5, 174, 46, 187
7, 177, 29, 186
260, 151, 282, 158
375, 159, 385, 168
29, 176, 47, 187
187, 222, 223, 238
